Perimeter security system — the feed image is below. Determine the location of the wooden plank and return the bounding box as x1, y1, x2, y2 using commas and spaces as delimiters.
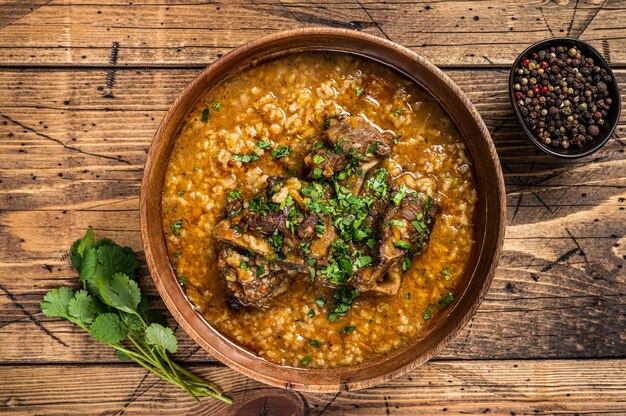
0, 67, 624, 364
1, 0, 626, 67
1, 360, 625, 415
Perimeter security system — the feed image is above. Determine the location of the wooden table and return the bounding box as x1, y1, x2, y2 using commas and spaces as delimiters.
1, 1, 625, 414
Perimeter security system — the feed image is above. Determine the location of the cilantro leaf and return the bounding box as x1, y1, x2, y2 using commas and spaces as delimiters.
96, 272, 141, 314
97, 244, 139, 279
271, 146, 292, 159
79, 247, 99, 282
90, 313, 127, 344
145, 323, 178, 354
68, 290, 99, 325
41, 287, 74, 319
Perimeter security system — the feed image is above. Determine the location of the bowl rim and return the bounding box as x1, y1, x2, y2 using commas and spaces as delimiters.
140, 27, 506, 392
508, 36, 622, 159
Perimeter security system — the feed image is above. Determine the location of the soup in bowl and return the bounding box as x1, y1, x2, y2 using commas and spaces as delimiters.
141, 28, 505, 391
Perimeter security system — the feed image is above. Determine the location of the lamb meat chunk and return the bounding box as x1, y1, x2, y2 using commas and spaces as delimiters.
240, 205, 289, 235
326, 115, 392, 158
351, 261, 402, 295
213, 219, 276, 259
218, 245, 291, 308
304, 115, 393, 179
296, 213, 318, 239
380, 192, 438, 264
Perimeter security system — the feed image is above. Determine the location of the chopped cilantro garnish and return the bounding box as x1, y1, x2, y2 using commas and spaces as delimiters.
307, 309, 316, 318
301, 356, 312, 366
366, 238, 376, 249
322, 118, 331, 130
200, 108, 209, 122
308, 339, 321, 347
355, 255, 373, 268
178, 277, 187, 286
440, 292, 454, 305
314, 297, 327, 308
395, 240, 412, 249
232, 153, 259, 163
391, 184, 409, 206
405, 293, 411, 300
172, 252, 182, 258
388, 219, 405, 227
267, 229, 283, 254
423, 309, 432, 320
192, 167, 198, 172
313, 154, 325, 165
311, 167, 323, 179
256, 140, 272, 149
443, 266, 451, 280
239, 260, 249, 270
394, 108, 404, 117
355, 87, 364, 97
343, 326, 356, 334
227, 189, 241, 202
271, 146, 292, 159
256, 266, 265, 277
212, 102, 221, 111
170, 219, 183, 236
401, 256, 412, 272
177, 190, 185, 197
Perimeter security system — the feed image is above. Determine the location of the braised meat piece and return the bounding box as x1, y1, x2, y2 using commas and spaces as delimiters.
304, 115, 393, 179
217, 245, 291, 308
380, 191, 438, 264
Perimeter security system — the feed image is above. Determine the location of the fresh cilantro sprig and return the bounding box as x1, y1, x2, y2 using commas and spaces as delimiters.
40, 229, 232, 404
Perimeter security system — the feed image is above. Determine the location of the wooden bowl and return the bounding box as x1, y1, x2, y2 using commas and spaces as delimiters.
140, 28, 506, 392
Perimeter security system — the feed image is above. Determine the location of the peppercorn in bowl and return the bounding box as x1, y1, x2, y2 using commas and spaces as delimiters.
509, 37, 621, 158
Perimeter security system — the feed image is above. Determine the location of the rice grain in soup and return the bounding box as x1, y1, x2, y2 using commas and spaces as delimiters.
162, 52, 478, 368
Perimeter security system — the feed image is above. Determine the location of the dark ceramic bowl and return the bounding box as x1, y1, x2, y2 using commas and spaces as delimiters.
509, 37, 621, 158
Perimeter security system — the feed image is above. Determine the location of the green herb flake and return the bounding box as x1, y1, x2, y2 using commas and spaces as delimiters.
394, 108, 405, 117
313, 154, 325, 165
405, 293, 411, 300
395, 240, 412, 250
322, 118, 331, 130
200, 108, 209, 122
307, 309, 316, 318
355, 255, 373, 268
391, 184, 409, 206
388, 219, 405, 227
192, 167, 199, 172
177, 191, 185, 197
256, 140, 272, 149
212, 102, 221, 111
239, 260, 249, 271
401, 256, 412, 272
314, 297, 327, 308
170, 219, 183, 236
172, 252, 182, 258
443, 266, 451, 280
227, 189, 242, 202
423, 309, 432, 320
255, 266, 265, 278
178, 277, 187, 286
355, 87, 364, 97
232, 153, 260, 163
271, 146, 292, 159
440, 292, 454, 305
343, 325, 356, 334
308, 339, 321, 347
301, 356, 312, 366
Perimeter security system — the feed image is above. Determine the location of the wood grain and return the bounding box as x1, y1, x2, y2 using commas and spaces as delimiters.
0, 67, 624, 366
1, 0, 626, 67
1, 0, 625, 411
1, 359, 625, 415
